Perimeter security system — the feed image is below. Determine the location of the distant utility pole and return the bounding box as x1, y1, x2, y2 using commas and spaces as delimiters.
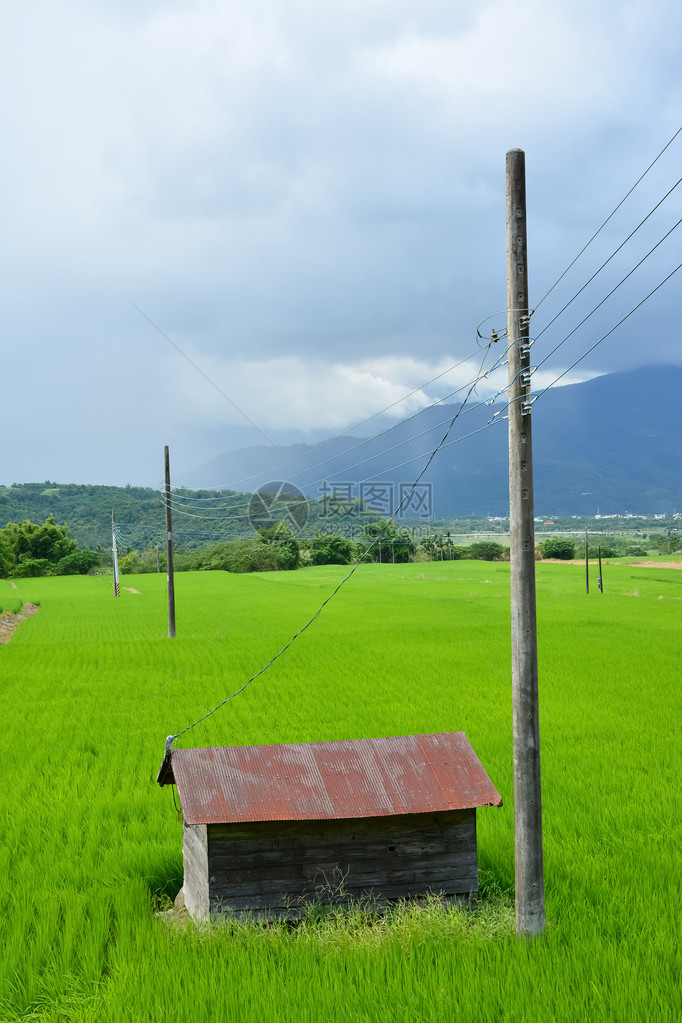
164, 445, 176, 638
112, 510, 120, 598
585, 532, 590, 595
506, 148, 545, 937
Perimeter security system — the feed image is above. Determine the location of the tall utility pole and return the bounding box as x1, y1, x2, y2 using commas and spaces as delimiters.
164, 445, 176, 638
112, 510, 120, 598
506, 148, 545, 937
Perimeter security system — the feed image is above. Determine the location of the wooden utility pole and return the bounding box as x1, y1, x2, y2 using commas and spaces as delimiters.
506, 148, 545, 937
112, 510, 120, 597
585, 532, 590, 595
164, 445, 176, 638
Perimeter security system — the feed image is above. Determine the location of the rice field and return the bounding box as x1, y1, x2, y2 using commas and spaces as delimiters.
1, 561, 680, 1021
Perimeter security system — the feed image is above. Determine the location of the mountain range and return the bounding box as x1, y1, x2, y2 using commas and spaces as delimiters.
178, 366, 681, 518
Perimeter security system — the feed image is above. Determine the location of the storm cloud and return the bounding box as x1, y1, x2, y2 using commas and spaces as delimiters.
1, 0, 680, 485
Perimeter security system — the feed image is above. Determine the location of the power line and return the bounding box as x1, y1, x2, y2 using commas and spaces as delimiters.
533, 261, 682, 396
155, 353, 500, 523
490, 258, 682, 429
168, 352, 493, 747
534, 125, 682, 313
533, 176, 682, 343
160, 413, 506, 529
533, 217, 681, 374
129, 299, 289, 459
159, 345, 510, 525
170, 344, 504, 496
161, 385, 504, 526
134, 291, 500, 495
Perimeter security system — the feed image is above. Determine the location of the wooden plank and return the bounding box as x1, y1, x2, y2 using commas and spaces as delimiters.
209, 847, 477, 880
208, 811, 475, 866
209, 878, 477, 912
203, 809, 479, 919
183, 823, 209, 921
209, 810, 474, 845
209, 861, 478, 899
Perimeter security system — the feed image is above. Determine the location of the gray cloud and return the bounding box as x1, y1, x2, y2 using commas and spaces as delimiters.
1, 0, 680, 486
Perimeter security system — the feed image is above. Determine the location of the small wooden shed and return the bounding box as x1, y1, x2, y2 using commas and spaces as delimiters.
157, 732, 502, 920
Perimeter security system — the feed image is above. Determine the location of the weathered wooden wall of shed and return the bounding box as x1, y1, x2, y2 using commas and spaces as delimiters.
205, 810, 478, 919
182, 822, 209, 921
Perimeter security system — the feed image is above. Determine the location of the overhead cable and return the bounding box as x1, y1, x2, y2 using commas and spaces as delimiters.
534, 260, 682, 395
533, 176, 682, 343
129, 299, 289, 458
167, 351, 494, 747
161, 354, 503, 525
168, 344, 501, 496
534, 217, 682, 373
533, 125, 682, 314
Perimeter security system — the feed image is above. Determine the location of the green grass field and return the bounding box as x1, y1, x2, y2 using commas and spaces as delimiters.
1, 561, 680, 1022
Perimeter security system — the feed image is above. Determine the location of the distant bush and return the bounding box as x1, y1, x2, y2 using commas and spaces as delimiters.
55, 549, 100, 575
587, 545, 617, 559
308, 534, 354, 566
654, 534, 680, 554
190, 537, 300, 573
420, 536, 466, 561
539, 537, 576, 560
0, 517, 103, 577
466, 541, 506, 561
361, 519, 415, 563
448, 546, 468, 560
11, 557, 52, 577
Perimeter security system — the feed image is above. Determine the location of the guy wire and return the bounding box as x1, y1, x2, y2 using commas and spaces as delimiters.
168, 346, 494, 746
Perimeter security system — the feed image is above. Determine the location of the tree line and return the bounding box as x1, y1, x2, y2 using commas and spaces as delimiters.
1, 515, 678, 580
0, 517, 100, 578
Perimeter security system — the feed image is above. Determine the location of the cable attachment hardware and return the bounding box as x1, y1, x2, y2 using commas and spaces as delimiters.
521, 396, 538, 416
485, 389, 504, 406
519, 339, 535, 357
490, 330, 499, 343
520, 367, 536, 389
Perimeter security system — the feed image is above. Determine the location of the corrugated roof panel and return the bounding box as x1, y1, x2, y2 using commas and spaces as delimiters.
167, 732, 502, 825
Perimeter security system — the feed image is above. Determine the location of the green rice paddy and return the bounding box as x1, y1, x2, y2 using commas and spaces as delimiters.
1, 561, 680, 1021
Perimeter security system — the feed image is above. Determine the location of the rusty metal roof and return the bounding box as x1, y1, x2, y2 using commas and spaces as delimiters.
158, 732, 502, 825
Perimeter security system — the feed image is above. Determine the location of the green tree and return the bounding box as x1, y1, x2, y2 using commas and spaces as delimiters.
55, 549, 101, 575
258, 523, 301, 570
539, 537, 576, 560
309, 534, 354, 566
0, 517, 80, 577
654, 534, 680, 554
587, 544, 617, 559
118, 551, 139, 574
361, 519, 414, 563
467, 541, 505, 561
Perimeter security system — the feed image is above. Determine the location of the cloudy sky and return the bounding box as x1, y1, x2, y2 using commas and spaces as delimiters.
2, 0, 680, 487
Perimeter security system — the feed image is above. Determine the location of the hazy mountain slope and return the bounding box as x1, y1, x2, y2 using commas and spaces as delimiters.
179, 366, 681, 516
